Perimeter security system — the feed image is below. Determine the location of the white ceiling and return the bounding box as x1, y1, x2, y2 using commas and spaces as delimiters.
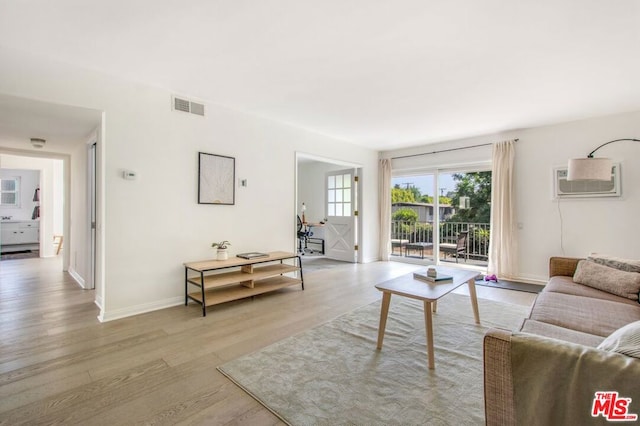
0, 94, 101, 154
0, 0, 638, 151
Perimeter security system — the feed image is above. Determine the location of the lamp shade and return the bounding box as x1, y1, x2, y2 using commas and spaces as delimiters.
567, 157, 613, 181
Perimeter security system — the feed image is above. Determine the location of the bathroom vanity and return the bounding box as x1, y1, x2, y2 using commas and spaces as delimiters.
0, 220, 40, 252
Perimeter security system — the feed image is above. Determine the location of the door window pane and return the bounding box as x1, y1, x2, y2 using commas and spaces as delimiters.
328, 175, 335, 189
327, 172, 354, 218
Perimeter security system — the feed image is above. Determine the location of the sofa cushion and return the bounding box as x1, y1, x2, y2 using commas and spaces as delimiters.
598, 320, 640, 358
520, 319, 604, 347
588, 253, 640, 273
529, 292, 640, 337
573, 260, 640, 301
544, 276, 640, 306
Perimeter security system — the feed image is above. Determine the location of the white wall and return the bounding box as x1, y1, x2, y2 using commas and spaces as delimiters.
68, 136, 90, 289
0, 46, 380, 321
384, 110, 640, 282
52, 160, 63, 235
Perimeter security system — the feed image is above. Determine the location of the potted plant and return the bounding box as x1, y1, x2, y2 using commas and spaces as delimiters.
211, 240, 231, 260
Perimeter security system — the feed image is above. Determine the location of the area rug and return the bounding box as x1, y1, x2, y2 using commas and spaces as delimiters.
218, 294, 529, 425
0, 250, 39, 260
300, 257, 353, 274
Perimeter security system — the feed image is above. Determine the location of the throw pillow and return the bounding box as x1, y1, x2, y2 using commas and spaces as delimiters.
588, 253, 640, 274
573, 260, 640, 301
597, 320, 640, 359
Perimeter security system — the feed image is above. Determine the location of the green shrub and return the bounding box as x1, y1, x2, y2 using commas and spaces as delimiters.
392, 208, 418, 223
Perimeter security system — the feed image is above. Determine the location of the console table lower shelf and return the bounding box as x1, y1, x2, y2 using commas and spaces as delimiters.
184, 251, 304, 316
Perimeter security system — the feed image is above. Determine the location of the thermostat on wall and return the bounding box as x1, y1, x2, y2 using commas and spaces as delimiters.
123, 170, 137, 180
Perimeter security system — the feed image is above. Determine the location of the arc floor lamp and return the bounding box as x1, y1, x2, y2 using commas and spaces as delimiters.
567, 138, 640, 181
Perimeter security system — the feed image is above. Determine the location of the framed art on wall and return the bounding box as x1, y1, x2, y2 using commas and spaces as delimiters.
198, 152, 235, 205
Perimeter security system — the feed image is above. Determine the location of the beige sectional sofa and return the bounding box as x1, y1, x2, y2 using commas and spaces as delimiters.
483, 256, 640, 425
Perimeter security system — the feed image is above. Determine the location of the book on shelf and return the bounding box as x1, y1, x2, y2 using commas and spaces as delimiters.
236, 252, 269, 259
413, 271, 453, 283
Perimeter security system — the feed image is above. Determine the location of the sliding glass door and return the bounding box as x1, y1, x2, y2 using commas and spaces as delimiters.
391, 167, 491, 268
390, 173, 437, 261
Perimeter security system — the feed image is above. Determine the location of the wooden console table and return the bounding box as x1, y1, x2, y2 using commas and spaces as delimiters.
184, 251, 304, 316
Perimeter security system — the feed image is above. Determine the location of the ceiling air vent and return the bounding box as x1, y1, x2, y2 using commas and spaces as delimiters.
172, 96, 205, 116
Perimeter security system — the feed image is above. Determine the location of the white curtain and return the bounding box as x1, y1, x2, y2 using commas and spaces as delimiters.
378, 158, 392, 260
488, 140, 517, 279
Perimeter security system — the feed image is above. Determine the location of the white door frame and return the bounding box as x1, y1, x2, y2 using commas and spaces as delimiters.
295, 152, 364, 263
0, 148, 70, 267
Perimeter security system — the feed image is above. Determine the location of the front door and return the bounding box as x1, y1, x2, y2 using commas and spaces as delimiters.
324, 169, 357, 262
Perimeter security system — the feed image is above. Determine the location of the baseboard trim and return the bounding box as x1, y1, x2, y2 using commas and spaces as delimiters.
98, 297, 184, 323
511, 276, 547, 286
94, 295, 104, 312
68, 266, 86, 288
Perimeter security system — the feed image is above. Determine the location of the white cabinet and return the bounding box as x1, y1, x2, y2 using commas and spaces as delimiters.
0, 221, 39, 247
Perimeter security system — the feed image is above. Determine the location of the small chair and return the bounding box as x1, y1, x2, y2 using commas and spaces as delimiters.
440, 231, 468, 263
53, 235, 64, 255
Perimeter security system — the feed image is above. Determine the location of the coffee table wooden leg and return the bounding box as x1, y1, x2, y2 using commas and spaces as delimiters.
432, 300, 437, 313
377, 292, 392, 350
423, 300, 435, 369
467, 278, 480, 324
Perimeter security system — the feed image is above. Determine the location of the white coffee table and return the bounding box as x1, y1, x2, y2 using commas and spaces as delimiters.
375, 268, 480, 369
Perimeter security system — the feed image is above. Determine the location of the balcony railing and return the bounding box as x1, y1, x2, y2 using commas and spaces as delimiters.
391, 221, 490, 261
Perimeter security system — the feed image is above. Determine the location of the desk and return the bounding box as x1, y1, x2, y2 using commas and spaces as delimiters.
303, 222, 325, 254
375, 267, 480, 369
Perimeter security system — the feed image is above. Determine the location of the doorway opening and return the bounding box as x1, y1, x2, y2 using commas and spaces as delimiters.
0, 155, 64, 261
0, 93, 102, 297
295, 153, 363, 269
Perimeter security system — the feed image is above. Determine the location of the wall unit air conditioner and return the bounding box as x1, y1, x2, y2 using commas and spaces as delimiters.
553, 163, 621, 198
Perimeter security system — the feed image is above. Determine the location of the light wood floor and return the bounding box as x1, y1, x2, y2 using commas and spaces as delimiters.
0, 257, 536, 425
